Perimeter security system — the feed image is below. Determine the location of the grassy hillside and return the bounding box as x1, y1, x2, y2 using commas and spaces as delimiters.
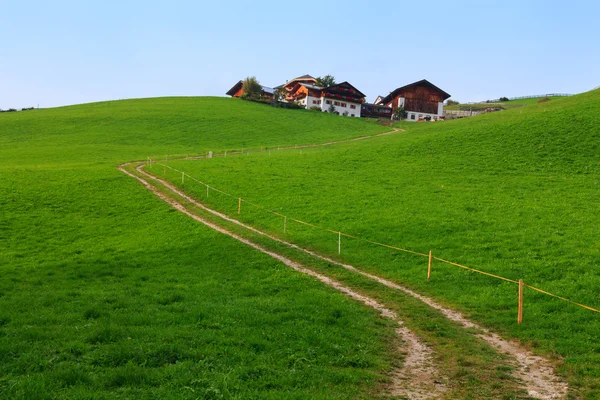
445, 95, 568, 111
0, 98, 397, 398
163, 90, 600, 397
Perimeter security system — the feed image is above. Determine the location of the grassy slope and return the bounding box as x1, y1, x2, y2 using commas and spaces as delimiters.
0, 97, 396, 398
445, 95, 568, 111
164, 90, 600, 397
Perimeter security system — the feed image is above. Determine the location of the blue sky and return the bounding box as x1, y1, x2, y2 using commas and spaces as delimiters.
1, 0, 599, 109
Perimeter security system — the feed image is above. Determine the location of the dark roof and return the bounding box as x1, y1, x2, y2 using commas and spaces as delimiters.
325, 81, 366, 98
381, 79, 451, 104
226, 80, 243, 96
361, 102, 391, 109
226, 80, 274, 96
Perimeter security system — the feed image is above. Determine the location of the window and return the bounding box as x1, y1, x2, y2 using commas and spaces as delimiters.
334, 101, 340, 106
326, 100, 332, 104
340, 103, 347, 107
351, 114, 355, 117
410, 114, 415, 120
350, 104, 356, 109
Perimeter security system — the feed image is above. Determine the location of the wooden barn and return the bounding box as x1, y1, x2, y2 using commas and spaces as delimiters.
380, 79, 451, 121
226, 80, 274, 99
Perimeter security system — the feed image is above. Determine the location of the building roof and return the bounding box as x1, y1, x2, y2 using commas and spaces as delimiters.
381, 79, 451, 105
362, 102, 391, 109
226, 80, 274, 96
226, 80, 243, 96
276, 74, 318, 89
299, 83, 324, 90
325, 81, 367, 98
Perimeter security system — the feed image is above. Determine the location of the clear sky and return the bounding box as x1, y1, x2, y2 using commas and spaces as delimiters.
1, 0, 599, 109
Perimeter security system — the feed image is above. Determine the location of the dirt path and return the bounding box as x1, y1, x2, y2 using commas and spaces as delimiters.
127, 163, 568, 400
121, 162, 447, 399
181, 127, 402, 160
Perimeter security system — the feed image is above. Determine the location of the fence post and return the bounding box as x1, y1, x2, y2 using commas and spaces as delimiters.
338, 232, 341, 255
284, 216, 287, 233
518, 279, 524, 324
238, 198, 241, 215
427, 250, 432, 280
181, 172, 185, 184
206, 185, 209, 197
163, 165, 166, 175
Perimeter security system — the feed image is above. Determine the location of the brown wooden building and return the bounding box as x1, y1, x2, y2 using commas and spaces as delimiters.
380, 79, 451, 121
226, 80, 274, 99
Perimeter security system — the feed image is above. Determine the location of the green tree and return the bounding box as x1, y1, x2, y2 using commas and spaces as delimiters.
393, 105, 407, 120
272, 87, 285, 102
316, 75, 336, 88
242, 76, 263, 99
327, 103, 336, 113
446, 99, 460, 106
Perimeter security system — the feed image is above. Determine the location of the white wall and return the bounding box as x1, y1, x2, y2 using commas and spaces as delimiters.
406, 111, 441, 121
306, 95, 322, 109
321, 96, 361, 117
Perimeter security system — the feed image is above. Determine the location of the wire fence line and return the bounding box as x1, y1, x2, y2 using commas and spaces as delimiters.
144, 156, 600, 321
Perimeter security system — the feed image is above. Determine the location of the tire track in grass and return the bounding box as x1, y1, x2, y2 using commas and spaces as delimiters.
127, 162, 569, 400
121, 162, 447, 400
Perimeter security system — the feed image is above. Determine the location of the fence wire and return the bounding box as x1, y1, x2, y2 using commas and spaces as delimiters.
149, 157, 599, 316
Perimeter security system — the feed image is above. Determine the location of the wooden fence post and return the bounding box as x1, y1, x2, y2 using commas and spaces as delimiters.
206, 185, 209, 197
238, 198, 241, 215
518, 279, 524, 324
284, 216, 287, 233
338, 232, 341, 255
427, 250, 432, 280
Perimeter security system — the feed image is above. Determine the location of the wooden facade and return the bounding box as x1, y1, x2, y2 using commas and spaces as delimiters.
361, 103, 392, 118
287, 81, 366, 104
226, 80, 274, 99
381, 80, 451, 115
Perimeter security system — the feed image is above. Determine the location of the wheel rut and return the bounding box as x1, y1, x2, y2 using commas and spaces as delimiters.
121, 162, 447, 400
121, 161, 569, 399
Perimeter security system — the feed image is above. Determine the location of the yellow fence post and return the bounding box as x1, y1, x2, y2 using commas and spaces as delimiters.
518, 279, 524, 324
427, 250, 432, 280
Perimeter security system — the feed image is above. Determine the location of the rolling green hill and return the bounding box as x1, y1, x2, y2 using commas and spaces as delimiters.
162, 90, 600, 397
444, 95, 569, 111
0, 98, 395, 399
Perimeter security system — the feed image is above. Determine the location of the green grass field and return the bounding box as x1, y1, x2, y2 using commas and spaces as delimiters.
0, 98, 401, 398
159, 90, 600, 397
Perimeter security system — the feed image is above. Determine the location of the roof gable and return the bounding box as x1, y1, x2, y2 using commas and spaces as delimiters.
325, 81, 366, 98
382, 79, 451, 104
225, 80, 243, 96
